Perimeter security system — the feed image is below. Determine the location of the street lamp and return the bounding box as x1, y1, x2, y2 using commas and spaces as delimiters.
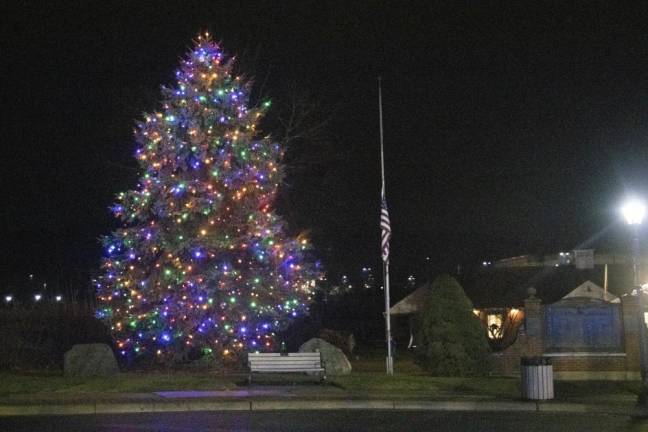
623, 198, 646, 286
33, 293, 42, 302
622, 198, 647, 225
622, 197, 648, 402
4, 295, 12, 304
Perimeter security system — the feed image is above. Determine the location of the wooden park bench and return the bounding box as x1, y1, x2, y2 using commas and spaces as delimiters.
247, 352, 326, 384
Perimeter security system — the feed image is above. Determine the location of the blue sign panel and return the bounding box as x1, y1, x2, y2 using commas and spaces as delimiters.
544, 302, 622, 352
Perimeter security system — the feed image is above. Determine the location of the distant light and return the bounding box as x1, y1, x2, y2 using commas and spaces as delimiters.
4, 295, 12, 303
34, 294, 42, 302
55, 295, 62, 302
622, 198, 646, 225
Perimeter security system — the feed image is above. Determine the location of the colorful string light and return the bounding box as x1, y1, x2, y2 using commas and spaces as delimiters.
96, 33, 320, 362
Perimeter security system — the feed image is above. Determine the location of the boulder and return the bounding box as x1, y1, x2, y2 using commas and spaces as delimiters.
298, 337, 352, 375
64, 343, 118, 377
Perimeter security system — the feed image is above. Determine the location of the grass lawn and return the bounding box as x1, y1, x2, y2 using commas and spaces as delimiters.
332, 352, 519, 399
552, 380, 641, 403
331, 349, 642, 403
0, 371, 241, 398
0, 349, 641, 404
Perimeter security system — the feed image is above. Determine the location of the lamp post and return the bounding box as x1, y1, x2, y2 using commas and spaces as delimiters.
622, 198, 648, 400
622, 199, 646, 285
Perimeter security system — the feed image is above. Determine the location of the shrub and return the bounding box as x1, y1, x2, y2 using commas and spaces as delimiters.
417, 274, 489, 376
0, 304, 111, 370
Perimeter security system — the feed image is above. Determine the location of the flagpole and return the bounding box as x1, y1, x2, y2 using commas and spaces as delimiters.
379, 77, 394, 375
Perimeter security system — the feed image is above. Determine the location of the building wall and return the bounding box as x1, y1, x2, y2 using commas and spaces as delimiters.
490, 293, 641, 380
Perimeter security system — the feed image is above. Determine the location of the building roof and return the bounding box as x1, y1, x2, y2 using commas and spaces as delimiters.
389, 263, 633, 314
461, 264, 632, 308
562, 280, 620, 303
389, 283, 429, 315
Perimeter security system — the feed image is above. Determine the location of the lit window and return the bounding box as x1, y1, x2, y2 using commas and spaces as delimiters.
487, 313, 503, 339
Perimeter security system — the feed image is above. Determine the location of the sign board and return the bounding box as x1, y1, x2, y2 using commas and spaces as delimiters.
573, 249, 594, 270
545, 302, 622, 352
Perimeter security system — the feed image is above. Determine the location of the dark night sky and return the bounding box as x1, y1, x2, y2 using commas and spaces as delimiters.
3, 1, 648, 295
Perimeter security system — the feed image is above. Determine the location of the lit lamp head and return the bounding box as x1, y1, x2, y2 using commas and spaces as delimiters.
622, 198, 646, 226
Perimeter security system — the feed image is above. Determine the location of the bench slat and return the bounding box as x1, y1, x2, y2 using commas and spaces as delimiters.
249, 356, 319, 359
250, 364, 321, 367
248, 352, 319, 355
249, 354, 320, 358
249, 356, 320, 360
253, 366, 324, 370
251, 360, 320, 362
251, 364, 321, 367
250, 363, 320, 366
253, 371, 323, 374
251, 364, 321, 368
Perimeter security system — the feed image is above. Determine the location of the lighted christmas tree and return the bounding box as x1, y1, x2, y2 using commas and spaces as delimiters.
96, 33, 319, 363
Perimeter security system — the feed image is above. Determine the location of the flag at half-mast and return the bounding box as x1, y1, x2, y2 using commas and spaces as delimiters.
380, 187, 391, 263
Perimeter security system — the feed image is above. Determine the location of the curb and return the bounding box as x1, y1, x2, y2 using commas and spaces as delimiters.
251, 400, 395, 410
0, 399, 636, 417
392, 401, 536, 412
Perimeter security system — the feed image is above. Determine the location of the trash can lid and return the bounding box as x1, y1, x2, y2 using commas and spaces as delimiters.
520, 356, 551, 366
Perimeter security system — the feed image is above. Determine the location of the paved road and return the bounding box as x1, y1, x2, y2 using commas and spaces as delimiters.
0, 410, 646, 431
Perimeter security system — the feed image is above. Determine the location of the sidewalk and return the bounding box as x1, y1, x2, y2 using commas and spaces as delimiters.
0, 385, 641, 417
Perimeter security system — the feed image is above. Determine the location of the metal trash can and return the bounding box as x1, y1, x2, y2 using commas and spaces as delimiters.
520, 356, 554, 400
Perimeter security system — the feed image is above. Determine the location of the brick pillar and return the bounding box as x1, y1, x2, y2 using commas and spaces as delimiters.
622, 295, 641, 374
523, 288, 544, 357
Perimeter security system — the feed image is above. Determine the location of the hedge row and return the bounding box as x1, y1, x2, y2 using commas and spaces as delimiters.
0, 305, 111, 370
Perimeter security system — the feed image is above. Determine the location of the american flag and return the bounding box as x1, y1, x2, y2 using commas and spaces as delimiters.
380, 189, 391, 263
